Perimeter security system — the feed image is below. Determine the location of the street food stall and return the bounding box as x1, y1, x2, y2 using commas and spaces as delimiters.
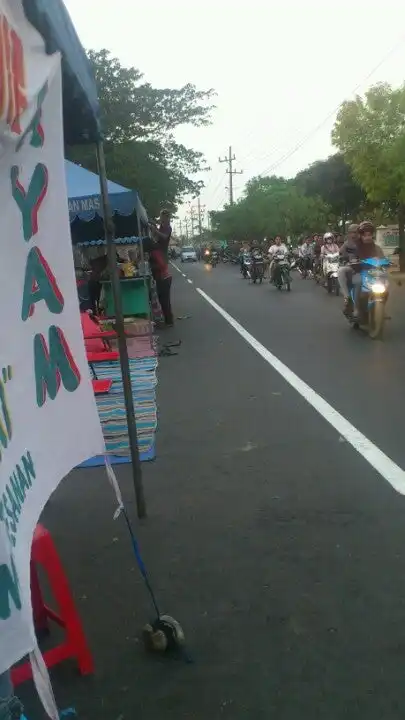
66, 160, 151, 318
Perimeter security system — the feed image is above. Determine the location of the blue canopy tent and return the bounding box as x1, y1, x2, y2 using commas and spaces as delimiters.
23, 0, 147, 514
66, 161, 148, 245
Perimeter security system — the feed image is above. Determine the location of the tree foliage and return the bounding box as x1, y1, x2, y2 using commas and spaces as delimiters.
66, 50, 215, 216
332, 82, 405, 263
295, 153, 365, 224
211, 176, 329, 242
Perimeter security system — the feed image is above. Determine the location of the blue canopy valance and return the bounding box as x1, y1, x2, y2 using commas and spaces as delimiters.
75, 237, 143, 248
65, 161, 147, 223
66, 161, 149, 245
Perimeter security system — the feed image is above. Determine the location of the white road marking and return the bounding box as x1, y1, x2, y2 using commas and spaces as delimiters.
181, 273, 186, 278
196, 286, 405, 496
187, 278, 193, 284
170, 262, 182, 273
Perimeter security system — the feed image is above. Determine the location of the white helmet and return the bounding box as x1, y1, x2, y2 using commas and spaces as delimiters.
323, 232, 334, 241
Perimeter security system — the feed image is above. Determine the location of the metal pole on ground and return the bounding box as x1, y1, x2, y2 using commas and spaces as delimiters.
96, 141, 147, 519
136, 214, 154, 354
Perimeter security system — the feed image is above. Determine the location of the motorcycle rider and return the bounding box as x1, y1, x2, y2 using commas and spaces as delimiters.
250, 241, 264, 279
320, 232, 339, 258
348, 220, 384, 318
320, 232, 339, 279
251, 241, 263, 259
269, 235, 288, 283
263, 239, 271, 277
298, 236, 313, 274
312, 234, 323, 275
211, 245, 219, 266
240, 243, 251, 277
338, 223, 359, 314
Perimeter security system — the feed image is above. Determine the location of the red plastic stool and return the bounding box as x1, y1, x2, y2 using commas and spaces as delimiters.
92, 378, 113, 395
12, 524, 94, 686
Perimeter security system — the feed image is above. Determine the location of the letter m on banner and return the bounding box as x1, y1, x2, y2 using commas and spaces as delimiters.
0, 14, 27, 134
34, 326, 81, 408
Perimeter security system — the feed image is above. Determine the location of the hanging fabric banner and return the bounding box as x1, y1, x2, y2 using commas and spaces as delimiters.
0, 0, 105, 676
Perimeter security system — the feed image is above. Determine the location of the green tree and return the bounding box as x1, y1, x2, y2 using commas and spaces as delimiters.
332, 82, 405, 267
67, 50, 215, 216
211, 176, 329, 242
295, 153, 365, 227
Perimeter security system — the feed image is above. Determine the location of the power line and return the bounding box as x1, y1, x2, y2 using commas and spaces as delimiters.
211, 191, 228, 214
207, 174, 225, 207
219, 145, 243, 205
257, 32, 405, 178
188, 197, 206, 237
197, 195, 206, 236
187, 201, 198, 236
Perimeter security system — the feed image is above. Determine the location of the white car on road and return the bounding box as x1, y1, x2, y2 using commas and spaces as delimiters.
180, 246, 197, 263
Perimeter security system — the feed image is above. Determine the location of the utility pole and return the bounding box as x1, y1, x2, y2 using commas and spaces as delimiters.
219, 145, 243, 205
179, 218, 183, 238
184, 217, 190, 240
197, 195, 206, 237
188, 202, 198, 239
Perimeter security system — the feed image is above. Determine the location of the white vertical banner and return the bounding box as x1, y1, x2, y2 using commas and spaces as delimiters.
0, 0, 105, 677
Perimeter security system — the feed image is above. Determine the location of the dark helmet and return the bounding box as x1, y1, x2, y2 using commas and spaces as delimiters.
358, 220, 374, 236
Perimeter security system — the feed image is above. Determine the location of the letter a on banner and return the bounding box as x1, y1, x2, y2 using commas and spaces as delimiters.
21, 247, 64, 320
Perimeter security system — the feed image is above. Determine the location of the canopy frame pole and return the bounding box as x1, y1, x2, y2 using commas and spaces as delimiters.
95, 140, 147, 519
136, 216, 154, 353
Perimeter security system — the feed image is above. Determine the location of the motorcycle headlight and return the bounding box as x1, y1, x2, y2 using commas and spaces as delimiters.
370, 282, 387, 294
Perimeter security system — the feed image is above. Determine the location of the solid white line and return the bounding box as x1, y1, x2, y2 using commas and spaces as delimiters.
187, 278, 193, 284
196, 286, 405, 495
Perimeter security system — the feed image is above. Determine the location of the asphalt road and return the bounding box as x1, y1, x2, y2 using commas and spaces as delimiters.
23, 261, 405, 720
177, 259, 405, 470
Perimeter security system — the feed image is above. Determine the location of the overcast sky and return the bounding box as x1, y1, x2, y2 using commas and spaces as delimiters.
64, 0, 405, 226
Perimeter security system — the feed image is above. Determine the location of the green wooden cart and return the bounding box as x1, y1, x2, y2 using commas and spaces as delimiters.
101, 276, 150, 318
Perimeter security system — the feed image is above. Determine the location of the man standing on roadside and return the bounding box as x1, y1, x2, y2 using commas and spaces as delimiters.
148, 210, 174, 327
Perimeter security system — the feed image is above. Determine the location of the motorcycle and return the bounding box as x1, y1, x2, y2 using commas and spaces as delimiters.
241, 252, 252, 279
348, 256, 390, 339
298, 255, 312, 279
204, 249, 218, 268
313, 257, 323, 285
251, 252, 264, 283
289, 252, 299, 273
273, 253, 291, 291
322, 252, 340, 295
